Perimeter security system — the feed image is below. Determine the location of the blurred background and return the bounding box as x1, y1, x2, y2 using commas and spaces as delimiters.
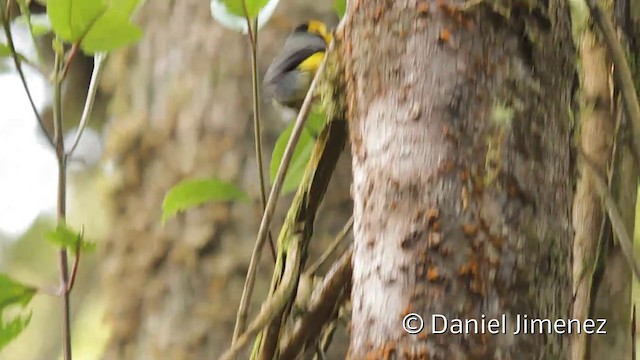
0, 0, 352, 359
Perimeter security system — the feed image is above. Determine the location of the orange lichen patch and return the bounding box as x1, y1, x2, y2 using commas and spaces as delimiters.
462, 223, 479, 237
428, 232, 441, 248
459, 260, 478, 276
438, 28, 451, 43
417, 1, 430, 15
489, 235, 504, 248
461, 186, 469, 211
438, 0, 466, 24
427, 266, 440, 281
426, 208, 440, 224
401, 304, 412, 315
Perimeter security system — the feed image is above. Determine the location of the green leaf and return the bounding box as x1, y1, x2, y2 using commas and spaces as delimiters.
0, 43, 10, 57
210, 0, 279, 33
44, 224, 95, 254
306, 108, 327, 136
162, 179, 248, 222
270, 124, 316, 195
46, 0, 142, 52
334, 0, 346, 18
46, 0, 107, 42
220, 0, 269, 18
0, 275, 35, 350
80, 10, 142, 53
0, 275, 36, 310
0, 312, 32, 351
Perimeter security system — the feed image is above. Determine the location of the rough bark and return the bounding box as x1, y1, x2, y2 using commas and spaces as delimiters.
342, 0, 575, 358
99, 1, 350, 358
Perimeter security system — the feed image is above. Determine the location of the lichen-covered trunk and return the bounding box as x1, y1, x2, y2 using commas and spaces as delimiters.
342, 0, 575, 358
98, 0, 349, 358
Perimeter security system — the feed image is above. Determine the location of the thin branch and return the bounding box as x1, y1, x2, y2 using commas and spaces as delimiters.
579, 150, 640, 281
306, 215, 353, 277
231, 33, 336, 343
66, 52, 106, 158
586, 0, 640, 165
279, 248, 352, 359
66, 227, 83, 293
53, 47, 73, 360
60, 43, 79, 80
0, 0, 54, 148
221, 244, 302, 360
242, 10, 276, 261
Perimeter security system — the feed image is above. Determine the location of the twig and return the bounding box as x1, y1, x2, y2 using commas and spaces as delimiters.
279, 248, 352, 359
586, 0, 640, 165
0, 0, 54, 148
579, 150, 640, 281
53, 47, 72, 360
632, 304, 636, 360
221, 244, 302, 360
306, 215, 353, 277
60, 43, 79, 80
231, 34, 335, 343
66, 53, 106, 157
66, 227, 83, 293
242, 7, 276, 261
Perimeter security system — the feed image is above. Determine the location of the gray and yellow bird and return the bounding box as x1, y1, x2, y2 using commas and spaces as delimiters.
263, 20, 332, 110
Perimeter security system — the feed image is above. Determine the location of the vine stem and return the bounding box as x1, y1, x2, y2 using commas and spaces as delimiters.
585, 0, 640, 165
231, 34, 335, 344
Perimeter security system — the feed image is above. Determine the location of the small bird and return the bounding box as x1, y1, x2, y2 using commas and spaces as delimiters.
263, 20, 332, 110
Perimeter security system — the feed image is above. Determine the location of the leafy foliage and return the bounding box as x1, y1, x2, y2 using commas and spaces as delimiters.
162, 179, 248, 223
221, 0, 269, 19
46, 0, 142, 53
0, 312, 32, 351
270, 109, 326, 195
0, 275, 36, 351
210, 0, 278, 33
0, 275, 36, 309
44, 224, 96, 254
0, 43, 10, 57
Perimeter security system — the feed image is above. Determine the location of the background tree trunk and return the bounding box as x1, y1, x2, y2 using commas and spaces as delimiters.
342, 0, 575, 358
99, 1, 351, 358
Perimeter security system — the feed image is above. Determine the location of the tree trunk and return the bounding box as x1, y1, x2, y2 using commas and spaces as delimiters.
99, 1, 349, 358
342, 0, 575, 358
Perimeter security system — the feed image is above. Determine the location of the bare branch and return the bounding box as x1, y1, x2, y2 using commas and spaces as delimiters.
579, 150, 640, 281
279, 248, 352, 359
585, 0, 640, 165
232, 34, 336, 343
306, 215, 353, 277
